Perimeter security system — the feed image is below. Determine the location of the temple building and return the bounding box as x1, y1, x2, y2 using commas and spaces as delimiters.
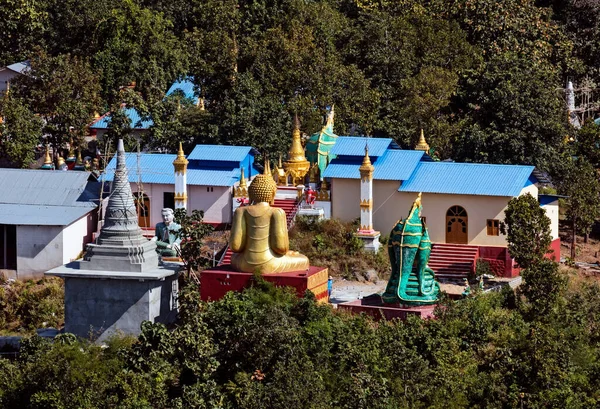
103, 144, 260, 228
0, 169, 101, 280
323, 134, 560, 277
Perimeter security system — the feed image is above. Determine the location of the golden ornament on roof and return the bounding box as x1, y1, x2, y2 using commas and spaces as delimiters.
283, 114, 310, 185
415, 129, 430, 152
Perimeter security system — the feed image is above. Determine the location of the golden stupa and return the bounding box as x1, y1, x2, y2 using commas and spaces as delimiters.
415, 129, 430, 152
283, 114, 310, 186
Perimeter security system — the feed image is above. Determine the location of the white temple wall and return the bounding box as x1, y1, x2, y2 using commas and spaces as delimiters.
130, 182, 174, 227
16, 225, 64, 280
331, 178, 541, 246
188, 186, 232, 224
542, 200, 560, 240
62, 212, 95, 264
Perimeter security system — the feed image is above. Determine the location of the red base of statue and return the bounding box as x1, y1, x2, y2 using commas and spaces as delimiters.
338, 294, 436, 321
200, 265, 329, 303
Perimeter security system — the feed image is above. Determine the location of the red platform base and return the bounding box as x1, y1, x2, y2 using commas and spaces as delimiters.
338, 294, 436, 321
200, 265, 329, 303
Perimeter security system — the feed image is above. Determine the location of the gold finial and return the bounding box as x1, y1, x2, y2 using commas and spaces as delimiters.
415, 192, 422, 207
415, 129, 430, 152
76, 149, 83, 165
44, 144, 52, 165
279, 153, 283, 168
360, 144, 373, 169
239, 166, 247, 189
173, 142, 189, 173
57, 156, 65, 167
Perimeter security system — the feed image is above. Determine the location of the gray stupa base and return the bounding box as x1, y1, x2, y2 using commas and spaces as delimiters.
46, 261, 180, 342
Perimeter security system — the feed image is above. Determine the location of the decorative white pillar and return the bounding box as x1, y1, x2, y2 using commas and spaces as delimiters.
355, 145, 380, 252
173, 142, 188, 209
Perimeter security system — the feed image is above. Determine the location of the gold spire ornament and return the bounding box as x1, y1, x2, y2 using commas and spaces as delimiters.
234, 167, 249, 198
359, 144, 375, 181
41, 144, 54, 170
283, 114, 310, 185
173, 142, 189, 174
415, 129, 430, 152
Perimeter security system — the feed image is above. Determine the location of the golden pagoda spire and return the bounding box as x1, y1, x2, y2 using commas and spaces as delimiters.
359, 143, 375, 182
239, 166, 247, 189
283, 114, 310, 185
173, 142, 189, 174
44, 144, 52, 164
415, 129, 430, 152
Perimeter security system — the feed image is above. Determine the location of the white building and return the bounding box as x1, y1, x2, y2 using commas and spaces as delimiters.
103, 145, 260, 228
0, 61, 29, 95
0, 169, 101, 280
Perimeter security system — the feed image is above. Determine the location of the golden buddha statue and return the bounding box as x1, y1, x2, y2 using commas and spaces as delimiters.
230, 164, 309, 274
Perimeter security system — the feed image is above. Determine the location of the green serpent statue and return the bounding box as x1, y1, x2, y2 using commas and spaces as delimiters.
382, 193, 440, 305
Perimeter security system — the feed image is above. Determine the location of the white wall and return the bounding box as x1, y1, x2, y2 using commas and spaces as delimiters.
0, 69, 19, 94
16, 225, 64, 280
331, 177, 540, 246
542, 201, 560, 240
188, 185, 232, 224
62, 212, 95, 263
131, 182, 173, 227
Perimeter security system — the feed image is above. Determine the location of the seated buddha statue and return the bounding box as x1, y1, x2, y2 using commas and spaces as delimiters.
230, 166, 310, 274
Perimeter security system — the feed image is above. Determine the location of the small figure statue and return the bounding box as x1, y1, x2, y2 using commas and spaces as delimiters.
462, 278, 471, 297
152, 208, 181, 257
382, 193, 440, 305
478, 275, 484, 291
305, 186, 316, 206
237, 197, 250, 207
230, 164, 310, 274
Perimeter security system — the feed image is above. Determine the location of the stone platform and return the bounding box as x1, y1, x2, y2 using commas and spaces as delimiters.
338, 294, 436, 321
200, 265, 329, 303
46, 261, 180, 342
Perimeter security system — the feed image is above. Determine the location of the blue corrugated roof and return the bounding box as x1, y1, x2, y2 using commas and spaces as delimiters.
90, 107, 154, 130
188, 145, 256, 162
323, 149, 424, 181
166, 78, 198, 104
398, 162, 535, 196
330, 136, 395, 157
103, 153, 176, 184
103, 152, 249, 187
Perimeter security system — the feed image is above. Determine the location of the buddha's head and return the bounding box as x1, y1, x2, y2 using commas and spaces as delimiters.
248, 174, 277, 204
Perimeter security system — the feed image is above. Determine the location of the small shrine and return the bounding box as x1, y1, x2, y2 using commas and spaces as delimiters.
282, 115, 310, 186
47, 139, 179, 341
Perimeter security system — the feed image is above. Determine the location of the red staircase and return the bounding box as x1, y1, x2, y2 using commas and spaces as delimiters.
428, 243, 478, 280
219, 198, 301, 266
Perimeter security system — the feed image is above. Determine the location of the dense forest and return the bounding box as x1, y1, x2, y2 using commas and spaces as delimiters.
2, 0, 600, 170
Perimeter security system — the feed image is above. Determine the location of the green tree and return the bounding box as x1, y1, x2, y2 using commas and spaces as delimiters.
0, 0, 47, 66
11, 50, 101, 156
0, 95, 43, 168
557, 157, 600, 258
174, 209, 214, 273
520, 259, 566, 318
501, 192, 552, 269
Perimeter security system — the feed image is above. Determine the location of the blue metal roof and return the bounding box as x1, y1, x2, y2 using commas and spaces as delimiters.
90, 107, 154, 130
330, 136, 396, 157
323, 149, 424, 181
103, 152, 252, 187
398, 162, 535, 197
166, 77, 198, 104
103, 153, 176, 184
188, 145, 257, 162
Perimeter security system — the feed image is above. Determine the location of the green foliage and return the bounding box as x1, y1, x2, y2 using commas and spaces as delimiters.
502, 193, 552, 269
556, 156, 600, 259
174, 209, 214, 272
0, 278, 64, 333
291, 216, 389, 276
0, 94, 43, 168
520, 259, 566, 319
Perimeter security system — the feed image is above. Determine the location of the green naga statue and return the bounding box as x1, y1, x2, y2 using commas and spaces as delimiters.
382, 193, 440, 305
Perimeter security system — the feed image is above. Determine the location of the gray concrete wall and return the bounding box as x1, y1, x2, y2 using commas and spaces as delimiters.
16, 225, 64, 280
63, 274, 178, 342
